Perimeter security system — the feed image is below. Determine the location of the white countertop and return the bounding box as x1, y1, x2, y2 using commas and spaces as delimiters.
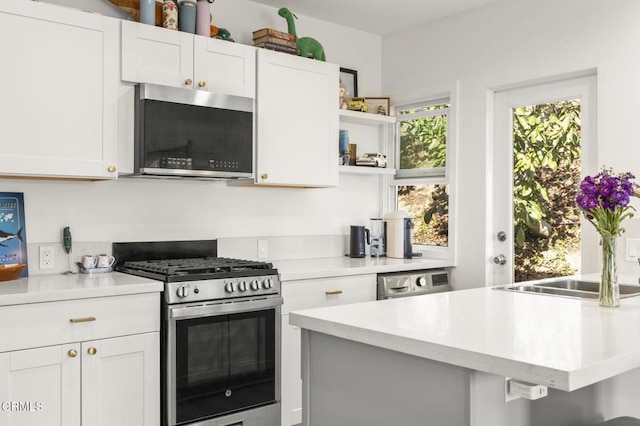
290, 274, 640, 392
0, 272, 163, 306
273, 256, 453, 281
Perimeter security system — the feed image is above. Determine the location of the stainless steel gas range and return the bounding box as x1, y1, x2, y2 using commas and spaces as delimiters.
114, 241, 282, 426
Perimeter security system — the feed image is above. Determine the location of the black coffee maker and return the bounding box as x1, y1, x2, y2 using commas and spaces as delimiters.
349, 225, 369, 258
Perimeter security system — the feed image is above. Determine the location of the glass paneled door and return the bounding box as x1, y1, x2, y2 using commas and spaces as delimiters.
492, 75, 597, 286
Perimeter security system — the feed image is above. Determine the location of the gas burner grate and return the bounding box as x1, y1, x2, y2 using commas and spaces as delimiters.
123, 257, 273, 277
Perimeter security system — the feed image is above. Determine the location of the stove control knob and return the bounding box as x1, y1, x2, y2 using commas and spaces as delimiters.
416, 277, 427, 287
176, 285, 189, 298
263, 278, 273, 289
250, 280, 260, 291
238, 281, 248, 292
225, 282, 236, 293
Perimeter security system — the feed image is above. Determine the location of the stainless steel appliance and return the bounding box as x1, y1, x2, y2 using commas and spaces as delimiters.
377, 269, 450, 300
369, 218, 385, 257
383, 210, 422, 259
130, 83, 254, 180
113, 241, 281, 426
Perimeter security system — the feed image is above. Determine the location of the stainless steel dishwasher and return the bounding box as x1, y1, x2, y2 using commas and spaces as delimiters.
377, 269, 451, 300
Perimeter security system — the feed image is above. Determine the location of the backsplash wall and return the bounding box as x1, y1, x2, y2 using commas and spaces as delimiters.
3, 174, 380, 249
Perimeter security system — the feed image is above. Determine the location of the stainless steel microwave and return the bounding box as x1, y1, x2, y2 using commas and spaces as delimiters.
132, 84, 254, 179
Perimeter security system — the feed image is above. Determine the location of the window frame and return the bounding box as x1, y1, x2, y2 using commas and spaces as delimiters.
394, 100, 450, 180
383, 82, 458, 261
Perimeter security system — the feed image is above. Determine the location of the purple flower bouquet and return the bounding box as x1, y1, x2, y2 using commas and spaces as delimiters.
576, 167, 638, 306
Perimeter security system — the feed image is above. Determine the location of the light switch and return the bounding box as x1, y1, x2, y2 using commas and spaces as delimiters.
625, 238, 640, 261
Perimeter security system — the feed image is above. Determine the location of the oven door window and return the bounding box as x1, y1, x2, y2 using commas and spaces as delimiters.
174, 309, 276, 424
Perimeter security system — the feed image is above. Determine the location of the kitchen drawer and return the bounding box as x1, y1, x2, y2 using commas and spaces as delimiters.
0, 293, 160, 353
282, 274, 376, 315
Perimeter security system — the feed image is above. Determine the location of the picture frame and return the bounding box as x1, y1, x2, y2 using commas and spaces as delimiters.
364, 97, 390, 116
339, 67, 358, 98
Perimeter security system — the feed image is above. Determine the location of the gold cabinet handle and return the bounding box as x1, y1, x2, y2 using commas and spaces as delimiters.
68, 349, 78, 358
261, 173, 268, 180
325, 290, 343, 296
69, 316, 96, 323
88, 347, 97, 355
198, 81, 206, 88
185, 78, 193, 85
107, 165, 116, 173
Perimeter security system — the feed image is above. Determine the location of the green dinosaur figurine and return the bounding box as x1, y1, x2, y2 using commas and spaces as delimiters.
278, 7, 326, 61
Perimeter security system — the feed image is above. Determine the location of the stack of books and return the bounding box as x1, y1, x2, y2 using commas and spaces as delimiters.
252, 28, 299, 56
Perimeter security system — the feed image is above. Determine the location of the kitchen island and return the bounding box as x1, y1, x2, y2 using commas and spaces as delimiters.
290, 276, 640, 426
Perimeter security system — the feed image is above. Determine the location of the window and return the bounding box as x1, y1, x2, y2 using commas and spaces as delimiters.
389, 96, 455, 257
396, 101, 449, 179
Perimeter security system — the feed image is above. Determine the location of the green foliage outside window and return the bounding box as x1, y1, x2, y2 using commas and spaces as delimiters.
399, 105, 448, 171
397, 104, 449, 246
512, 100, 582, 281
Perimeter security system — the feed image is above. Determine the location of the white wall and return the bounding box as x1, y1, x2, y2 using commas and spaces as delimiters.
382, 0, 640, 289
8, 0, 383, 261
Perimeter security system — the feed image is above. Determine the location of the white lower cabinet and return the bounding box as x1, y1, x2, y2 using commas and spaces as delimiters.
281, 274, 377, 425
0, 293, 160, 426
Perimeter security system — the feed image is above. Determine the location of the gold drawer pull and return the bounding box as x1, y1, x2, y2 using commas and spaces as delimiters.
88, 347, 97, 355
69, 316, 96, 323
68, 349, 78, 358
325, 290, 343, 296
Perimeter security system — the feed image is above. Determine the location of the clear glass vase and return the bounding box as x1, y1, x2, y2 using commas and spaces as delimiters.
599, 234, 620, 307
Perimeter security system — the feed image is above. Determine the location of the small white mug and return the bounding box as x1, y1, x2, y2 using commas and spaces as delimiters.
97, 254, 115, 268
81, 255, 98, 269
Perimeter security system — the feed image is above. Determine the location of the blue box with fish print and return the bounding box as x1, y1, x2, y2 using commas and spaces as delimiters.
0, 192, 28, 277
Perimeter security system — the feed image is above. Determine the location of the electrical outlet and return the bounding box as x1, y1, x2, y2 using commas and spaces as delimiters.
258, 240, 268, 259
40, 246, 55, 270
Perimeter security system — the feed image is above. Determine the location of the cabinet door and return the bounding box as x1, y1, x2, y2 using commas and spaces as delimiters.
256, 50, 339, 187
81, 332, 160, 426
121, 20, 194, 89
281, 275, 376, 425
0, 344, 81, 426
193, 37, 256, 98
0, 1, 118, 179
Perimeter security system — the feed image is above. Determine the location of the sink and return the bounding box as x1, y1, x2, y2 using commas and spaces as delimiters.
496, 278, 640, 300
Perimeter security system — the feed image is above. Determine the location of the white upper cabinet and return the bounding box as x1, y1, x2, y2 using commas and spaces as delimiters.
0, 1, 119, 179
253, 49, 339, 187
121, 20, 256, 98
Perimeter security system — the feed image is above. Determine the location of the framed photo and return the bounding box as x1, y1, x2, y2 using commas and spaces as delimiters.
339, 68, 358, 98
364, 97, 390, 115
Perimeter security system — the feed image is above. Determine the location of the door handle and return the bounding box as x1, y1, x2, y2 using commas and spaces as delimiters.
493, 255, 507, 265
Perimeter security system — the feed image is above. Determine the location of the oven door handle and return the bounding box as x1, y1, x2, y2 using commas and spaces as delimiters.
169, 296, 283, 319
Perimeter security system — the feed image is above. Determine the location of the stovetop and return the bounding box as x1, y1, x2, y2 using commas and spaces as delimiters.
113, 240, 281, 304
121, 257, 275, 278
